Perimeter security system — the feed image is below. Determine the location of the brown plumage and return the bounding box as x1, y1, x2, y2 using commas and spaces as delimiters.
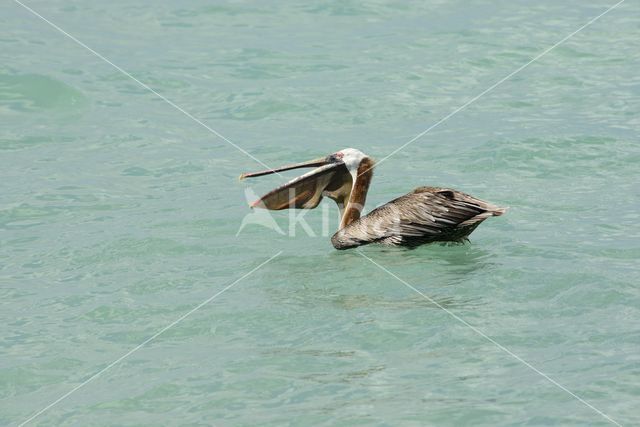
331, 186, 506, 250
241, 148, 507, 250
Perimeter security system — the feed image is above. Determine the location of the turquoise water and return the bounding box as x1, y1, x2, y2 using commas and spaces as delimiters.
2, 1, 639, 425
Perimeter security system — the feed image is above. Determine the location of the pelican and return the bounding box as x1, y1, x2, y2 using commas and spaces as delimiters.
240, 148, 506, 250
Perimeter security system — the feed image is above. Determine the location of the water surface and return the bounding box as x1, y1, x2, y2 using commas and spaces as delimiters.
1, 1, 639, 425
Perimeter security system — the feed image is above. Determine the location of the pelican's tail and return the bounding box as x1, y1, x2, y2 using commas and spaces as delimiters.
491, 206, 508, 216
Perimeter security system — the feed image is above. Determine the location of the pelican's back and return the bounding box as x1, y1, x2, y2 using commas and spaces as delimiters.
331, 187, 506, 249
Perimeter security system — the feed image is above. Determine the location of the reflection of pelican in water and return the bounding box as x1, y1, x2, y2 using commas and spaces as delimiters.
241, 148, 506, 250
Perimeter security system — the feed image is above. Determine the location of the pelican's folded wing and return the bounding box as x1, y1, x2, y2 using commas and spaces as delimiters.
332, 187, 505, 248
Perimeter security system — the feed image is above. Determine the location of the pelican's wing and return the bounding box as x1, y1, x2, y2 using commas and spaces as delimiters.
332, 187, 506, 248
252, 163, 351, 210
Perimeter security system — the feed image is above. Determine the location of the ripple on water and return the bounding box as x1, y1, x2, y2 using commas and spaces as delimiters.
0, 135, 77, 152
458, 136, 638, 180
0, 73, 87, 113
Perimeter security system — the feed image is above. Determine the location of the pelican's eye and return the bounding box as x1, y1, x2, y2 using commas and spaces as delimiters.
327, 152, 344, 162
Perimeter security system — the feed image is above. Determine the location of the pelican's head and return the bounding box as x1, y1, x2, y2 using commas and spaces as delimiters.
239, 148, 366, 180
329, 148, 367, 175
239, 148, 372, 211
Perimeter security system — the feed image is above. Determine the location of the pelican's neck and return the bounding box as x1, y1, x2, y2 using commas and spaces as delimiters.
339, 158, 374, 230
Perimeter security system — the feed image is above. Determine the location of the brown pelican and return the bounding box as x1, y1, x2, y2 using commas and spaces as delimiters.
240, 148, 506, 249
